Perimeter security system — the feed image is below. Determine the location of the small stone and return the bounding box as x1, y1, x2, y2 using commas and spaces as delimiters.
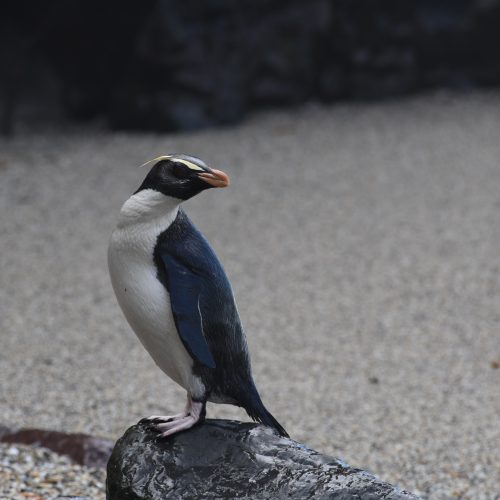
0, 443, 105, 499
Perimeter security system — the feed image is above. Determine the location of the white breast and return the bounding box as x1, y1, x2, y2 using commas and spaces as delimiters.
107, 190, 204, 398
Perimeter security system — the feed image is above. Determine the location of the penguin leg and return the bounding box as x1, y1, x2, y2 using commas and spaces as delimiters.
155, 396, 206, 438
145, 395, 191, 423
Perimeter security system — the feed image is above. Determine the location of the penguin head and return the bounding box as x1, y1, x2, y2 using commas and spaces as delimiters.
136, 154, 230, 200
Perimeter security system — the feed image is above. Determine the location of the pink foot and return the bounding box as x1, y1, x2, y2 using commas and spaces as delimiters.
145, 412, 185, 423
145, 395, 192, 423
155, 398, 205, 438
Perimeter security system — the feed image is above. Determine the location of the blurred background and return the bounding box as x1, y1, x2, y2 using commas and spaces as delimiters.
2, 0, 500, 134
1, 1, 500, 499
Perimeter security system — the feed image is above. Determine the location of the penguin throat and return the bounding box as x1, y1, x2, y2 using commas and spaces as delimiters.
118, 189, 180, 228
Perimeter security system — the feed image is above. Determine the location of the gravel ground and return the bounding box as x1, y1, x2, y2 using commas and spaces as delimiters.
0, 443, 104, 499
1, 91, 500, 498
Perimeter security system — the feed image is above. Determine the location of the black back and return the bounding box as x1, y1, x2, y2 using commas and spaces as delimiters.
154, 209, 253, 402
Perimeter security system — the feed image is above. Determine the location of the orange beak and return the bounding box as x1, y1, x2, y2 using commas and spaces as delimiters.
198, 168, 230, 188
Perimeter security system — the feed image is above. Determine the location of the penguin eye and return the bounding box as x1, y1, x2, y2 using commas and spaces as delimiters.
171, 163, 189, 179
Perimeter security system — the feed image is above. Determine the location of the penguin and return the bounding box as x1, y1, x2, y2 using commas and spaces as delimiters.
108, 154, 288, 438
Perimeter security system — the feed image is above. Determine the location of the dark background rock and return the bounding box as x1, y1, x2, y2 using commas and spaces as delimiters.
2, 0, 500, 133
0, 426, 113, 468
107, 419, 419, 499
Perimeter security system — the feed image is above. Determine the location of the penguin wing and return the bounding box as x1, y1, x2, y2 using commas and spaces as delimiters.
160, 252, 217, 369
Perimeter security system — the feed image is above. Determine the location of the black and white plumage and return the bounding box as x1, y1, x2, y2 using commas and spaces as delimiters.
108, 154, 287, 438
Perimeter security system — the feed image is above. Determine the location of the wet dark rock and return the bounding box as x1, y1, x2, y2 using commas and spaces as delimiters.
0, 426, 113, 468
106, 419, 418, 499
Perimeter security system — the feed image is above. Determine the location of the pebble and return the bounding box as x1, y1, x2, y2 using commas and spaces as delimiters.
0, 444, 105, 500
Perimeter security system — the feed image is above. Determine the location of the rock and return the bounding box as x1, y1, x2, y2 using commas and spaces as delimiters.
106, 419, 418, 499
0, 426, 113, 468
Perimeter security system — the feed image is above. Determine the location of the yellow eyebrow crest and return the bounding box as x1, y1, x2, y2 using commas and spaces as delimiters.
170, 158, 204, 171
139, 155, 205, 171
139, 155, 173, 168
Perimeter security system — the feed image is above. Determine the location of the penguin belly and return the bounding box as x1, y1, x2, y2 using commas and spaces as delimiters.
108, 229, 203, 397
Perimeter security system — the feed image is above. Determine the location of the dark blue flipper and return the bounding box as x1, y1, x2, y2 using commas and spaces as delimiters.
161, 253, 216, 369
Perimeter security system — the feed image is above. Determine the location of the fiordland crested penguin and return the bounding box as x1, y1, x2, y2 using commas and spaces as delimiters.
108, 154, 288, 438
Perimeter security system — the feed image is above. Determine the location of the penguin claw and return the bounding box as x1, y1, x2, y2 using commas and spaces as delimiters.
155, 416, 191, 432
149, 417, 172, 424
159, 416, 198, 437
145, 398, 205, 438
145, 413, 185, 423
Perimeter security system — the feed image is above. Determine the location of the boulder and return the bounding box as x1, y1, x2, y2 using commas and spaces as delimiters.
106, 419, 418, 499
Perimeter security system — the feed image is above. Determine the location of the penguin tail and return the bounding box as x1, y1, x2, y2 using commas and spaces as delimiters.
243, 383, 289, 438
